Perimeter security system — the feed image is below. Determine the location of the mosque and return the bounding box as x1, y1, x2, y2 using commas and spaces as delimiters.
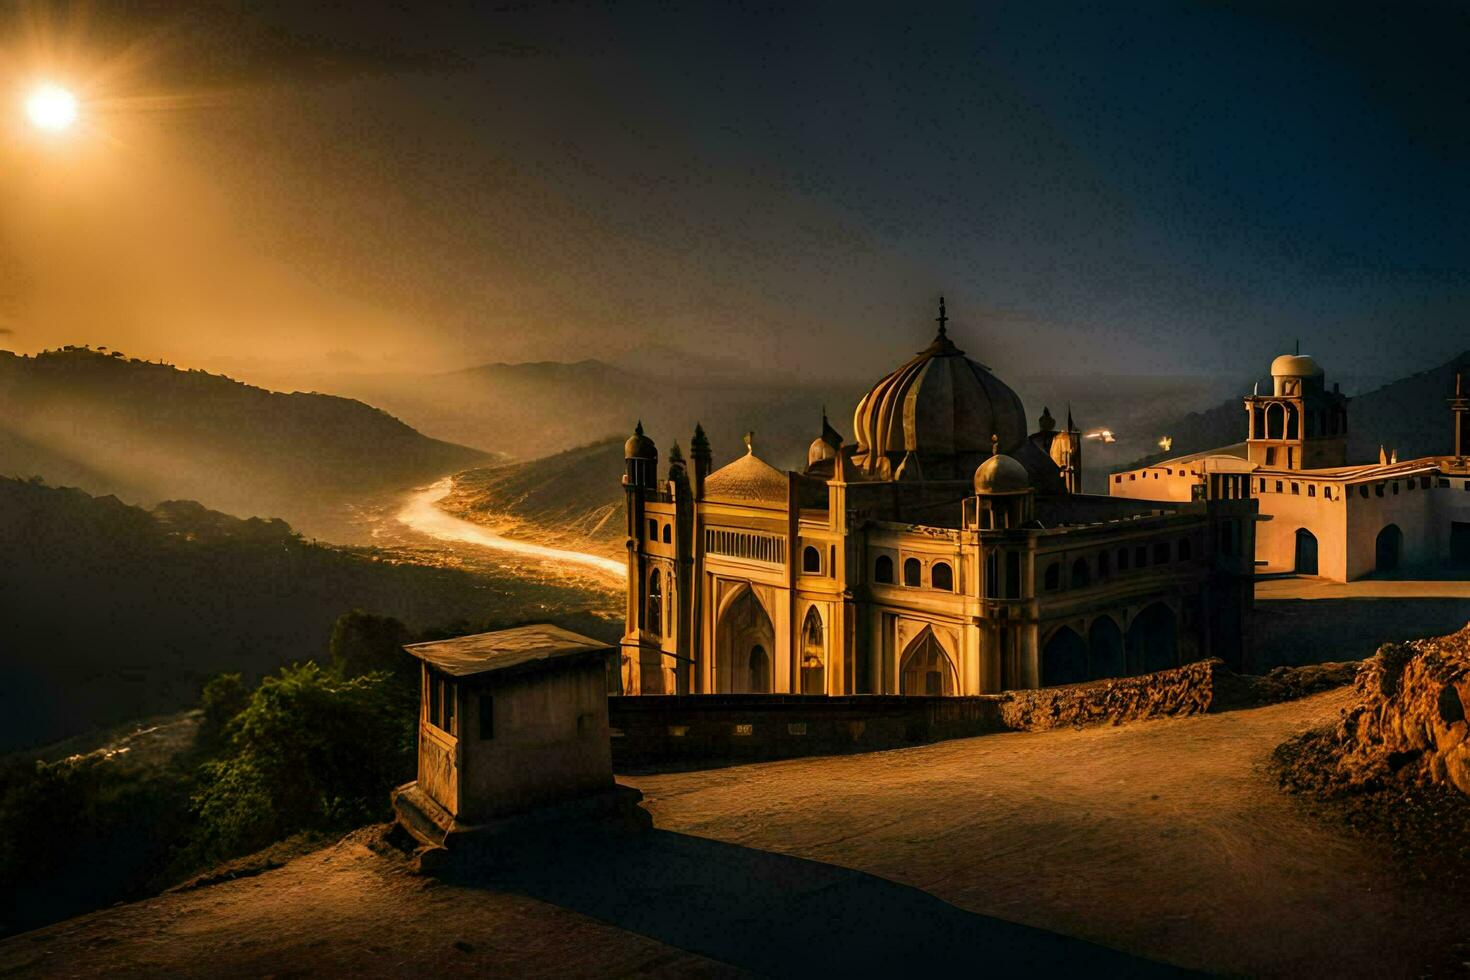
618, 301, 1257, 696
1111, 353, 1470, 581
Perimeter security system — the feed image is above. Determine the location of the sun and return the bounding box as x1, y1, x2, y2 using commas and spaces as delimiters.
24, 83, 79, 132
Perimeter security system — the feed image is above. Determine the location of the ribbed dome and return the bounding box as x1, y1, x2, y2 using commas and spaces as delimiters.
704, 449, 788, 505
852, 324, 1027, 477
1271, 354, 1322, 377
807, 410, 844, 467
974, 453, 1031, 495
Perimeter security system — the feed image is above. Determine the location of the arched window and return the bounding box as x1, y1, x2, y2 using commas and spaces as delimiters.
802, 546, 822, 573
662, 523, 671, 544
647, 569, 663, 637
801, 606, 825, 694
1071, 557, 1090, 588
874, 555, 894, 583
931, 561, 953, 592
1044, 562, 1061, 591
903, 557, 922, 587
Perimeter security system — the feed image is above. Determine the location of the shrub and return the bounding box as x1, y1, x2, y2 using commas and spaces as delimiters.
190, 662, 414, 860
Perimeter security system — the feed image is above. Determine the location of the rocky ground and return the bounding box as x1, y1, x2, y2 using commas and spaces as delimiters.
1275, 625, 1470, 891
3, 686, 1466, 977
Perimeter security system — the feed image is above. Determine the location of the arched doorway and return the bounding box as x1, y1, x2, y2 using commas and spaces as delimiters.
800, 606, 825, 694
715, 586, 776, 693
1126, 603, 1177, 675
899, 629, 957, 696
1375, 524, 1402, 574
1294, 528, 1319, 575
1087, 616, 1125, 680
1041, 627, 1087, 687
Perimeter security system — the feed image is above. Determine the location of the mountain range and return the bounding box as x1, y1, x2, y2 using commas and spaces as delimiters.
0, 348, 487, 537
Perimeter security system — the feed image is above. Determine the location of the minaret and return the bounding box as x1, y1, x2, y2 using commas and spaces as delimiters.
1450, 371, 1469, 459
690, 423, 712, 498
621, 421, 658, 694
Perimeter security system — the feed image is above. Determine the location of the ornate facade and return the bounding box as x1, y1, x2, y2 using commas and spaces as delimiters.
620, 301, 1257, 696
1112, 354, 1470, 581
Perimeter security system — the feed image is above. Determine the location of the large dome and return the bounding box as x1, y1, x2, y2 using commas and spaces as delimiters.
851, 306, 1027, 479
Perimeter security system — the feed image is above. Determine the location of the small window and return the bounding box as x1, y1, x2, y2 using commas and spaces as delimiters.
1071, 558, 1090, 588
1375, 484, 1384, 497
802, 546, 822, 573
1419, 476, 1430, 490
1129, 473, 1136, 481
427, 672, 441, 728
662, 523, 672, 543
1259, 478, 1266, 492
931, 561, 953, 591
1178, 537, 1192, 561
1308, 485, 1316, 497
1153, 542, 1170, 565
1291, 482, 1299, 495
1265, 447, 1277, 466
1275, 480, 1283, 493
1134, 545, 1147, 568
875, 555, 894, 583
479, 694, 494, 740
1044, 562, 1061, 591
1360, 485, 1370, 499
903, 557, 922, 587
1118, 547, 1130, 571
1392, 482, 1399, 495
647, 518, 657, 539
1098, 552, 1110, 578
1114, 475, 1122, 484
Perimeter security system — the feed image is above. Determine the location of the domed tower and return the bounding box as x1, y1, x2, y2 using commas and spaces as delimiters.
624, 420, 658, 489
969, 450, 1034, 530
851, 298, 1029, 481
804, 408, 844, 478
1244, 348, 1348, 470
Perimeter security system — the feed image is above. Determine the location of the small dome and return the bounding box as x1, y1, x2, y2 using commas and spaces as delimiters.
974, 453, 1031, 495
807, 436, 837, 467
1271, 354, 1322, 378
704, 448, 788, 504
624, 421, 656, 459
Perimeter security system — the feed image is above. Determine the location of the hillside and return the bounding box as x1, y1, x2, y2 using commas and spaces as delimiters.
1116, 350, 1470, 472
0, 476, 616, 752
442, 439, 629, 560
0, 348, 487, 537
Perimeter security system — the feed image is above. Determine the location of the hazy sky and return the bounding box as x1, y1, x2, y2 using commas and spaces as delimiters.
0, 1, 1465, 385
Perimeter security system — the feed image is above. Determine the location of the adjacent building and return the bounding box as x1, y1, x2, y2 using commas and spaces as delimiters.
619, 301, 1257, 697
1112, 354, 1470, 581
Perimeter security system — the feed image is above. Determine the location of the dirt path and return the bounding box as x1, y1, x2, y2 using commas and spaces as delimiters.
626, 688, 1466, 976
2, 691, 1461, 977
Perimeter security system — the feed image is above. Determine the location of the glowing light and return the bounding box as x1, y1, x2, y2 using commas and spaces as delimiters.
1085, 428, 1117, 444
24, 83, 78, 132
1158, 435, 1173, 452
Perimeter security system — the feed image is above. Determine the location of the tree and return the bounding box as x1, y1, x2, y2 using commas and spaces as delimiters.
329, 610, 412, 680
197, 673, 249, 750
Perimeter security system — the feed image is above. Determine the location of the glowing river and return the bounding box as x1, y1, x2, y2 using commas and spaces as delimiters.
397, 477, 626, 582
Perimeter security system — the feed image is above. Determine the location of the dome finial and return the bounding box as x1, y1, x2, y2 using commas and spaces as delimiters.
991, 432, 999, 457
743, 430, 754, 454
935, 295, 948, 338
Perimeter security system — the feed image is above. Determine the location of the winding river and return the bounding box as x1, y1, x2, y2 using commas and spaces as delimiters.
396, 477, 626, 582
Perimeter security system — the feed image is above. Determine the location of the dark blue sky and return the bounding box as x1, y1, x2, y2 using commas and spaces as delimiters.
3, 1, 1466, 384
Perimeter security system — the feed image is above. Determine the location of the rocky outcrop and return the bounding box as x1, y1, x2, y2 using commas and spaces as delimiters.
1001, 659, 1222, 731
1284, 623, 1470, 797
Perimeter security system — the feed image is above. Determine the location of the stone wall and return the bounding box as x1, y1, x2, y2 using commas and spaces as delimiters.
610, 657, 1326, 767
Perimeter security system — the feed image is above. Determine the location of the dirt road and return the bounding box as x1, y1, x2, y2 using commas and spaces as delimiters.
2, 690, 1462, 977
627, 688, 1465, 976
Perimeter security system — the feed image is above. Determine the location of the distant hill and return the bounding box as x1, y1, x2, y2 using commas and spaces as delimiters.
0, 348, 487, 537
442, 439, 629, 560
333, 357, 867, 471
0, 476, 615, 752
1115, 351, 1470, 472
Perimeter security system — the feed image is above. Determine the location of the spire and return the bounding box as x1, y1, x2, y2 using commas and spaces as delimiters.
635, 419, 644, 436
819, 405, 843, 447
1066, 403, 1077, 432
935, 295, 948, 338
1038, 406, 1056, 433
1295, 338, 1300, 356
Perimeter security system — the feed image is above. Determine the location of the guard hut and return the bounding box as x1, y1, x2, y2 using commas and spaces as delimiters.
391, 624, 645, 855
